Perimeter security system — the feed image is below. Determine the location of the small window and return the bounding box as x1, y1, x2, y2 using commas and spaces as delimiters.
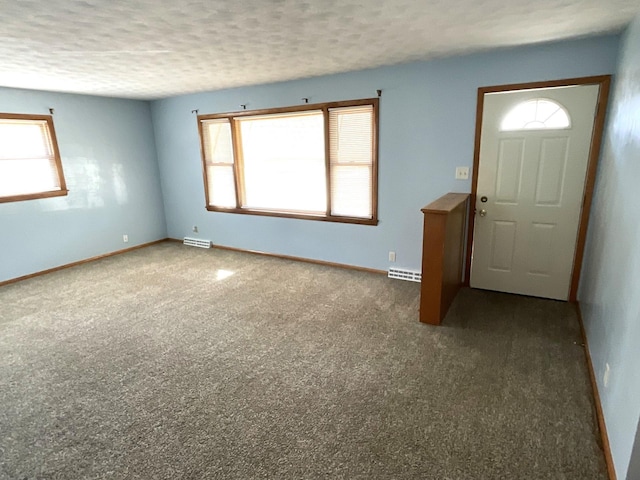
501, 99, 570, 131
0, 114, 68, 203
198, 99, 378, 225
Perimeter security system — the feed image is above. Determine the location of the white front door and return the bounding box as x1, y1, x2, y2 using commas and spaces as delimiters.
470, 84, 600, 300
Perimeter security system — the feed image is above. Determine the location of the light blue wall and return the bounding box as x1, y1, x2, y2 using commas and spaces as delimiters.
0, 88, 167, 283
579, 16, 640, 480
151, 34, 619, 272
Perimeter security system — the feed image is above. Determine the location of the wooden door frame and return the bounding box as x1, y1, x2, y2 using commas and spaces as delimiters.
463, 75, 612, 302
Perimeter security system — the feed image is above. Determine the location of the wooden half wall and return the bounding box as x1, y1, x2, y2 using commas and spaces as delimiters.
420, 193, 470, 325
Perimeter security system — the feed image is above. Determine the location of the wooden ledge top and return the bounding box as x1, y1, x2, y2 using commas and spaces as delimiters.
422, 193, 470, 215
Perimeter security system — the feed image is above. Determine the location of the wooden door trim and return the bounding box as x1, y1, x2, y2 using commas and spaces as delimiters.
464, 75, 612, 302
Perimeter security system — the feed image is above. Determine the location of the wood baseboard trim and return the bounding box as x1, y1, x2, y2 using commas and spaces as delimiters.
576, 302, 617, 480
0, 239, 168, 288
168, 238, 386, 275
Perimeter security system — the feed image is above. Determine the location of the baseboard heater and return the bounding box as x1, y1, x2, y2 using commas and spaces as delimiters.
183, 237, 211, 249
388, 267, 422, 283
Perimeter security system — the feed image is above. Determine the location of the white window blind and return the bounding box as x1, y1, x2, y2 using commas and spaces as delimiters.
329, 105, 374, 219
0, 118, 63, 199
201, 119, 236, 208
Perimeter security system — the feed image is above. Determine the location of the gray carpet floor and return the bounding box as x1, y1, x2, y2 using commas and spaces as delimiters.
0, 242, 606, 479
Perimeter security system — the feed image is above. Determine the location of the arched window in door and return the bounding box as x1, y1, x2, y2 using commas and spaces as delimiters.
500, 99, 571, 131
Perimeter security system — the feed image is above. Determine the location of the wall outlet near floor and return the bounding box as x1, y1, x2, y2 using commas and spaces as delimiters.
603, 363, 611, 388
388, 251, 396, 262
123, 234, 129, 243
455, 166, 470, 180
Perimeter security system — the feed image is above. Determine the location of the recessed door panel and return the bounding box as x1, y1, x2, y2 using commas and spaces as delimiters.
489, 221, 516, 271
527, 223, 557, 276
535, 137, 569, 207
495, 139, 524, 204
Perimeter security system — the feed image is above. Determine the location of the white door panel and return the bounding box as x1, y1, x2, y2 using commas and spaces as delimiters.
470, 84, 600, 300
489, 220, 516, 271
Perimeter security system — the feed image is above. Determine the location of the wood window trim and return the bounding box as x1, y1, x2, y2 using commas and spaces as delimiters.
323, 106, 332, 216
0, 113, 68, 204
197, 98, 379, 226
229, 118, 245, 207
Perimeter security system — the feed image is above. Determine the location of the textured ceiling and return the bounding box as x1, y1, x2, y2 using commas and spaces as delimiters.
0, 0, 638, 100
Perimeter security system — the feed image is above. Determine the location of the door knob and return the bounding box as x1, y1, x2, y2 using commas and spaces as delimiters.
479, 209, 487, 217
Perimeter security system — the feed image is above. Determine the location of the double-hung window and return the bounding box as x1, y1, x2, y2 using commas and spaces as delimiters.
0, 113, 67, 203
198, 98, 378, 225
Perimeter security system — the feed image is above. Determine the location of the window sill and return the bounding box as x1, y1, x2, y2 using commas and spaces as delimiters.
205, 205, 378, 226
0, 189, 69, 204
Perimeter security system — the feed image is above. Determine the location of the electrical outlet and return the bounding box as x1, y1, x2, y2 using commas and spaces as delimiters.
123, 234, 129, 243
455, 167, 469, 180
192, 225, 198, 233
389, 251, 396, 262
603, 363, 611, 388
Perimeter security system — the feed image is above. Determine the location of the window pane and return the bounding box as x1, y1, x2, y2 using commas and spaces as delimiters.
329, 106, 373, 163
239, 111, 326, 213
330, 165, 372, 218
329, 106, 373, 218
0, 158, 60, 196
0, 120, 52, 159
535, 100, 561, 122
0, 115, 67, 203
545, 109, 571, 129
206, 165, 236, 208
202, 119, 236, 208
501, 99, 570, 131
202, 120, 234, 164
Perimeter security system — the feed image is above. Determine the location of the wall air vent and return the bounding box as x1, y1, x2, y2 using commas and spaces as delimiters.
183, 237, 211, 249
388, 267, 422, 283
